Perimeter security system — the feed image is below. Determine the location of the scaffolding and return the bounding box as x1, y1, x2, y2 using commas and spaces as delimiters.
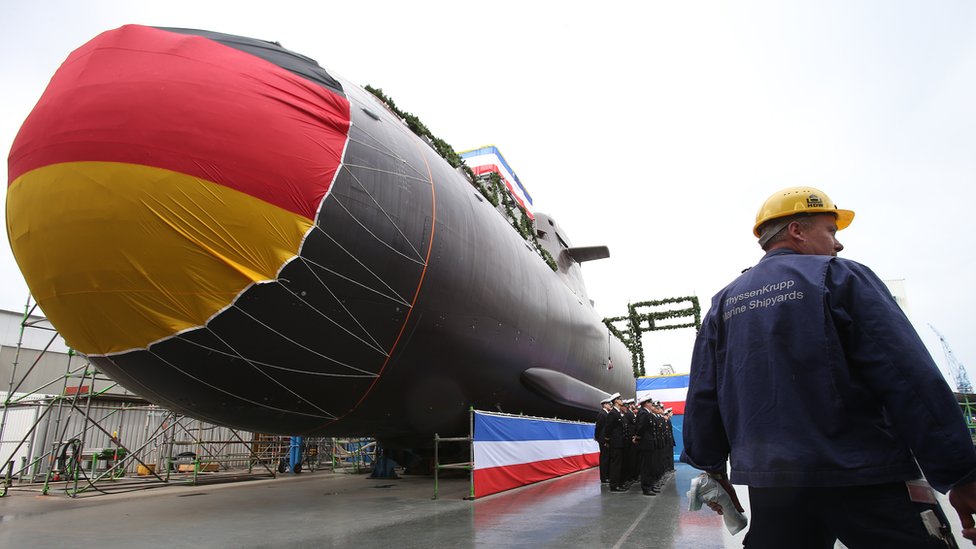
303, 437, 329, 471
433, 434, 473, 500
957, 393, 976, 444
432, 409, 474, 500
0, 297, 284, 497
248, 435, 335, 474
330, 437, 376, 473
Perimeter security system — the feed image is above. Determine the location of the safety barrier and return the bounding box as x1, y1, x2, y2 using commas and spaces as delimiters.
434, 409, 598, 499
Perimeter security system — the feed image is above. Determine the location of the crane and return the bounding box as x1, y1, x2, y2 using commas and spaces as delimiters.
929, 324, 973, 394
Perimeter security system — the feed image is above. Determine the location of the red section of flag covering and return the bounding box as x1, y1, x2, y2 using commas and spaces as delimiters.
472, 452, 598, 498
8, 25, 350, 220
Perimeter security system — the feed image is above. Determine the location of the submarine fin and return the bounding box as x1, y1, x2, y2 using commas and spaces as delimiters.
566, 246, 610, 263
521, 367, 612, 411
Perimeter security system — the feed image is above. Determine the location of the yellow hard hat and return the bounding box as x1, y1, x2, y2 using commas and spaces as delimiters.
753, 186, 855, 237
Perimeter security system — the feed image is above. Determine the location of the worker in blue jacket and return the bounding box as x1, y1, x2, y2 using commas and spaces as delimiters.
681, 186, 976, 548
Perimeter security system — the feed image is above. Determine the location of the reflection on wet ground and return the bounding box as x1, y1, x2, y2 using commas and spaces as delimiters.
473, 463, 742, 548
2, 462, 962, 547
0, 462, 740, 548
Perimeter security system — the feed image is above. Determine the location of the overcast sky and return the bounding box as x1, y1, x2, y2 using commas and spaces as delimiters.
2, 1, 975, 383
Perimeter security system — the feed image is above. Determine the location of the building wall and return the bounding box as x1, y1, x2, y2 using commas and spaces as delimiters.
0, 309, 71, 352
0, 309, 134, 398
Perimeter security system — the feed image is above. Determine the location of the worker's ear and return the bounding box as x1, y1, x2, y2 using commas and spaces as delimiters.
785, 220, 805, 241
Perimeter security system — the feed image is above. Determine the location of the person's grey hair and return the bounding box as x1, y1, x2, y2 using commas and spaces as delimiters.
757, 214, 817, 250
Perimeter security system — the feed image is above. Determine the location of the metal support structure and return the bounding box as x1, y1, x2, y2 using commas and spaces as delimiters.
432, 408, 474, 500
302, 437, 327, 472
958, 394, 976, 444
931, 325, 973, 393
604, 296, 701, 377
330, 437, 375, 473
1, 295, 283, 497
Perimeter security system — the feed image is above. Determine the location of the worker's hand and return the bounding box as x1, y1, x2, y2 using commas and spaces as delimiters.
706, 477, 744, 515
949, 481, 976, 544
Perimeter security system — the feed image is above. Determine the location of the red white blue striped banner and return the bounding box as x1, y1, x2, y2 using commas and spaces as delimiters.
472, 411, 598, 498
468, 164, 535, 219
460, 146, 534, 218
636, 374, 689, 414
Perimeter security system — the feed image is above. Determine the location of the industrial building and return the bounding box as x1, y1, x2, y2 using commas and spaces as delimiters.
0, 304, 362, 498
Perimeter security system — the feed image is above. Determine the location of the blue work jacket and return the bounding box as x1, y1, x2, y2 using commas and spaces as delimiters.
681, 249, 976, 493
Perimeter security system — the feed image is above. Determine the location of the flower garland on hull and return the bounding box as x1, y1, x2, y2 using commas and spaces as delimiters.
604, 296, 702, 377
365, 86, 556, 271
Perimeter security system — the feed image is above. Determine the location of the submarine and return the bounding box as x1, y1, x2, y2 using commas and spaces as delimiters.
6, 25, 635, 445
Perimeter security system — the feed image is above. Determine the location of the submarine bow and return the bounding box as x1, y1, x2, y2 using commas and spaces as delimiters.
7, 25, 634, 439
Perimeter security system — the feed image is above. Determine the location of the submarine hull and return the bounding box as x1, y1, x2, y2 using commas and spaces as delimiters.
7, 25, 634, 439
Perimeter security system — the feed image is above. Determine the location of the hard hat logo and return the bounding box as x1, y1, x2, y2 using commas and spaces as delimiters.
753, 186, 855, 238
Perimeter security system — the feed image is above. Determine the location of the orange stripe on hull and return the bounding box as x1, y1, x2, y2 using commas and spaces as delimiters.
7, 162, 313, 355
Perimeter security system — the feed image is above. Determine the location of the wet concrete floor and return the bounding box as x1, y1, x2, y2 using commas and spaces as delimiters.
0, 463, 966, 548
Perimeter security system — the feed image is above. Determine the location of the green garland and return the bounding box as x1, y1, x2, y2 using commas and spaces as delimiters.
364, 85, 556, 271
603, 296, 702, 377
364, 85, 473, 178
481, 172, 557, 270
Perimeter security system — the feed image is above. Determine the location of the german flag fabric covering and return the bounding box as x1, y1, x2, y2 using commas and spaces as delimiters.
7, 25, 351, 355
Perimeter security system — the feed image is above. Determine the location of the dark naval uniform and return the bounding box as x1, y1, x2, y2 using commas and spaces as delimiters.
663, 412, 675, 472
595, 406, 609, 483
635, 406, 658, 495
623, 406, 637, 482
652, 410, 666, 482
605, 406, 626, 491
